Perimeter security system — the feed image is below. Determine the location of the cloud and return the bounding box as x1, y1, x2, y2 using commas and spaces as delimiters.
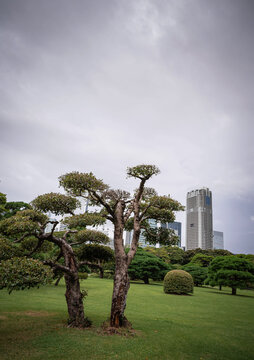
0, 0, 253, 253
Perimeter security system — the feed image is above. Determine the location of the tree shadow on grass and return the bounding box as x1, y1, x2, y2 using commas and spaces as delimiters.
130, 281, 163, 286
205, 289, 254, 298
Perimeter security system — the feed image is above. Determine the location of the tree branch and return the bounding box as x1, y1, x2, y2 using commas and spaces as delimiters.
28, 239, 44, 256
78, 260, 102, 271
124, 201, 134, 223
43, 260, 73, 276
89, 190, 114, 217
63, 229, 78, 240
139, 204, 152, 221
13, 232, 33, 243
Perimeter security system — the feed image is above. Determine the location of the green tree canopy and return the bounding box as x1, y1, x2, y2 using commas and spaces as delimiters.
0, 192, 32, 220
205, 256, 254, 295
0, 192, 109, 328
190, 253, 213, 267
182, 264, 208, 286
59, 164, 183, 328
128, 248, 172, 284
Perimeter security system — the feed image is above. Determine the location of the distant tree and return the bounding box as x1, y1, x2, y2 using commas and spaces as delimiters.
76, 244, 114, 278
144, 246, 171, 263
166, 246, 185, 264
182, 248, 233, 265
0, 192, 108, 328
128, 248, 172, 284
182, 264, 208, 286
182, 248, 204, 264
205, 256, 254, 295
190, 253, 213, 267
145, 246, 185, 265
0, 193, 31, 220
208, 249, 232, 257
235, 254, 254, 265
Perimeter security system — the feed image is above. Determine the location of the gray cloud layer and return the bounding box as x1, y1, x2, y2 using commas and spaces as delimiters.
0, 0, 253, 252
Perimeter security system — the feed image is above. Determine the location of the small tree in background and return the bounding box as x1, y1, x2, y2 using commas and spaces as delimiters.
190, 253, 213, 267
128, 248, 172, 284
0, 193, 109, 327
0, 192, 32, 220
144, 245, 185, 265
182, 264, 208, 286
205, 256, 254, 295
76, 244, 114, 278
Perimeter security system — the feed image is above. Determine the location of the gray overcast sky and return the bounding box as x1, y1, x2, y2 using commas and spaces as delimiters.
0, 0, 253, 253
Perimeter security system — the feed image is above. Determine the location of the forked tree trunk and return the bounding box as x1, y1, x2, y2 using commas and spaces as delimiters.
110, 260, 130, 327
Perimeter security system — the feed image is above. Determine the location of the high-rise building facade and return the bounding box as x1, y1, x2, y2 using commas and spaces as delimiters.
213, 231, 224, 249
161, 222, 182, 247
186, 188, 213, 250
125, 219, 158, 248
125, 220, 182, 248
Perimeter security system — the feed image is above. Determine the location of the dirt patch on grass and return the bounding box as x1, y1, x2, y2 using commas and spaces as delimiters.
23, 311, 54, 317
4, 311, 56, 317
0, 315, 7, 320
98, 320, 143, 337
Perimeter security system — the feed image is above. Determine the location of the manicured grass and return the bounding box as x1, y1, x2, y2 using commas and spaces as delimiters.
0, 278, 254, 360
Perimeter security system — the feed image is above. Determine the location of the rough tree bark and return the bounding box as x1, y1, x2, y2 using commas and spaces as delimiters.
61, 241, 88, 327
110, 259, 130, 327
64, 272, 86, 327
110, 200, 141, 328
45, 235, 88, 328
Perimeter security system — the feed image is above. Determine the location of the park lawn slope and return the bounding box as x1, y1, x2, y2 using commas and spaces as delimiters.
0, 277, 254, 360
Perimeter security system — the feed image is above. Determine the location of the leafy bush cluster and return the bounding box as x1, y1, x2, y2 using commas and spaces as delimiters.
163, 270, 194, 295
0, 257, 53, 293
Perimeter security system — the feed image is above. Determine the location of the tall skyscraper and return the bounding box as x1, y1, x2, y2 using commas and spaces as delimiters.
213, 231, 224, 249
186, 188, 213, 250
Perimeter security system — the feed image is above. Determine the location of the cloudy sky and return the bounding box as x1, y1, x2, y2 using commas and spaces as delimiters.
0, 0, 253, 253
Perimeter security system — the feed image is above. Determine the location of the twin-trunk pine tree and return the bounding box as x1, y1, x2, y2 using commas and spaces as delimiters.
0, 165, 183, 328
59, 165, 183, 327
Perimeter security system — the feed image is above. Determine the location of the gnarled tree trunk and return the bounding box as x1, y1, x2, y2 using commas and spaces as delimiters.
110, 259, 130, 327
64, 272, 87, 327
61, 242, 89, 327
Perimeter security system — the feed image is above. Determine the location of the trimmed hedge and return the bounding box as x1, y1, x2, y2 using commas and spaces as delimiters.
163, 269, 194, 295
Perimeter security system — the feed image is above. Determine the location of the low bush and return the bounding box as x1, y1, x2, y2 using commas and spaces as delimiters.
164, 269, 194, 295
78, 272, 88, 280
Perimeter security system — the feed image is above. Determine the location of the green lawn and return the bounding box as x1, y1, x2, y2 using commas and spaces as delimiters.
0, 278, 254, 360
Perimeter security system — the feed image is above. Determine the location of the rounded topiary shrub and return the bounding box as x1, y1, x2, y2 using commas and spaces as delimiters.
163, 270, 194, 295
